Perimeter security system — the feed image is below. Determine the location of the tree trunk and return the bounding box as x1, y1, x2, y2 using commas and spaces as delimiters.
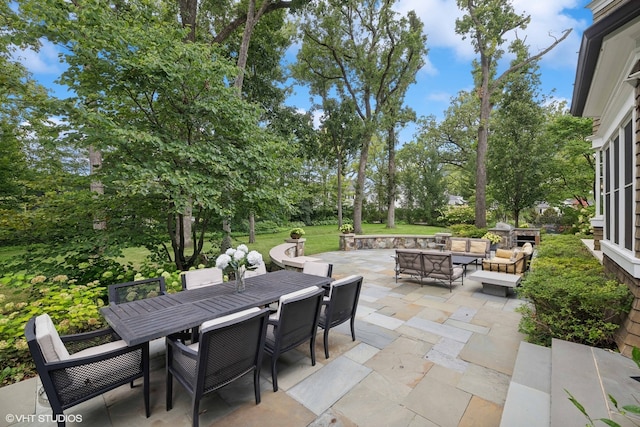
177, 201, 193, 249
353, 135, 371, 234
234, 0, 269, 90
475, 54, 491, 228
249, 212, 256, 243
178, 0, 197, 42
221, 218, 232, 253
387, 126, 396, 228
337, 151, 343, 228
89, 146, 106, 230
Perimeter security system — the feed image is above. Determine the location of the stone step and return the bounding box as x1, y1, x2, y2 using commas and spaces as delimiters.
502, 338, 640, 427
550, 338, 605, 426
550, 338, 640, 427
500, 341, 551, 427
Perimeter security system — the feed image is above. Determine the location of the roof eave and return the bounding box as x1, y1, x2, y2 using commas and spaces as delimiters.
570, 1, 640, 117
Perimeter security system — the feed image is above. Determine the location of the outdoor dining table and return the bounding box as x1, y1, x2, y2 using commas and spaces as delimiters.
100, 269, 333, 346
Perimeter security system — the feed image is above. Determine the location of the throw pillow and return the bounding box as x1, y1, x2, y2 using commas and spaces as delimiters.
469, 241, 486, 254
450, 240, 467, 252
495, 249, 513, 259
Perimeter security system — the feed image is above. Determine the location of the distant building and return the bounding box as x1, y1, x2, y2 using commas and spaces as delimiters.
447, 195, 466, 206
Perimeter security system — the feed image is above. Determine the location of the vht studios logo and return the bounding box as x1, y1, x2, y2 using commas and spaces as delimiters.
5, 413, 83, 423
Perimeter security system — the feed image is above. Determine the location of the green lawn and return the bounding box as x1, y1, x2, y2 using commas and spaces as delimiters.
1, 223, 449, 270
226, 223, 448, 265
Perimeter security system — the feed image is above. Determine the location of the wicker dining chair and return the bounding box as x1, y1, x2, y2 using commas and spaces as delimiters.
302, 262, 333, 278
25, 314, 150, 427
166, 307, 270, 427
108, 276, 166, 304
181, 267, 224, 290
318, 275, 363, 359
264, 286, 325, 392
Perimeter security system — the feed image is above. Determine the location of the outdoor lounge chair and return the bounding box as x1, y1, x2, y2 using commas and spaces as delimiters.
108, 277, 166, 304
264, 286, 325, 391
25, 313, 150, 427
180, 267, 224, 290
318, 275, 363, 359
166, 307, 269, 427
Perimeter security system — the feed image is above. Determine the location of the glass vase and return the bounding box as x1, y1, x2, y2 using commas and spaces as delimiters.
234, 268, 246, 293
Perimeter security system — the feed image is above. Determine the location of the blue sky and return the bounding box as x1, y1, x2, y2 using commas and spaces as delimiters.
16, 0, 593, 145
284, 0, 593, 143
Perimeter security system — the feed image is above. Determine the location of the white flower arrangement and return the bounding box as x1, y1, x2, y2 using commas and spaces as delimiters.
215, 244, 263, 273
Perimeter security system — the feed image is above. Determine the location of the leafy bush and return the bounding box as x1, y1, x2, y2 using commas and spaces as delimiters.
517, 234, 632, 348
0, 265, 183, 385
449, 224, 487, 238
437, 205, 476, 225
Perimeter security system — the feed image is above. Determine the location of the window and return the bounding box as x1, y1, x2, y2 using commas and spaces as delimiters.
603, 117, 634, 250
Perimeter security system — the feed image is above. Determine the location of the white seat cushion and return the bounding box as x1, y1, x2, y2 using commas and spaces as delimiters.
35, 314, 70, 362
69, 340, 128, 359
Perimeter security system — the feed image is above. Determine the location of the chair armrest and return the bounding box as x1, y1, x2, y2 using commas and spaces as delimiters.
43, 341, 146, 371
61, 327, 121, 353
61, 327, 117, 343
267, 318, 280, 327
166, 335, 198, 359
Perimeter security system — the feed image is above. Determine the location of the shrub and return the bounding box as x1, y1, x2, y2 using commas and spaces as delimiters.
449, 224, 487, 238
0, 265, 183, 385
517, 234, 632, 349
437, 205, 476, 225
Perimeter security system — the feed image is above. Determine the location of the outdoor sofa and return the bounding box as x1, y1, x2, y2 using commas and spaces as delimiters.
394, 249, 464, 291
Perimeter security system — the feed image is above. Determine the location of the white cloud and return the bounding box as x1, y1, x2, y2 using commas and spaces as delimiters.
427, 91, 451, 103
12, 39, 62, 75
419, 56, 438, 76
395, 0, 589, 69
295, 107, 324, 129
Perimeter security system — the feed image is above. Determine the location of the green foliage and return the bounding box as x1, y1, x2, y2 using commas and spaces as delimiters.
0, 274, 107, 384
438, 205, 476, 225
449, 224, 487, 238
0, 264, 183, 386
517, 235, 632, 348
339, 224, 354, 233
289, 227, 305, 236
397, 136, 448, 224
482, 232, 502, 244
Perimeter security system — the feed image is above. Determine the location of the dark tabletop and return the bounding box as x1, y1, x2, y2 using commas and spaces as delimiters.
451, 255, 481, 265
100, 269, 333, 346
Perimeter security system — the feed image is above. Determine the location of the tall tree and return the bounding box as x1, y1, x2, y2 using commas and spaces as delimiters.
397, 138, 447, 224
455, 0, 570, 227
315, 98, 362, 227
487, 41, 552, 227
21, 0, 286, 270
294, 0, 427, 234
543, 105, 594, 206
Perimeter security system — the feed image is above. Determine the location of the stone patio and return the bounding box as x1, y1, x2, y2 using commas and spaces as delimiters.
0, 248, 527, 427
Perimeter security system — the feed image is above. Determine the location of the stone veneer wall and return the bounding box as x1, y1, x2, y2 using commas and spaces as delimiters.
592, 226, 603, 251
339, 233, 451, 251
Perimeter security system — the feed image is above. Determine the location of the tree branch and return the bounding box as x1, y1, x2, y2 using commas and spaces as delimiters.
493, 29, 572, 91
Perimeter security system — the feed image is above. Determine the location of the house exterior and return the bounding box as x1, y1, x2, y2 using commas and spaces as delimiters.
571, 0, 640, 356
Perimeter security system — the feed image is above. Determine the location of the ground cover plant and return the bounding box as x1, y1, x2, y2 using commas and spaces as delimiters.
517, 234, 632, 349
